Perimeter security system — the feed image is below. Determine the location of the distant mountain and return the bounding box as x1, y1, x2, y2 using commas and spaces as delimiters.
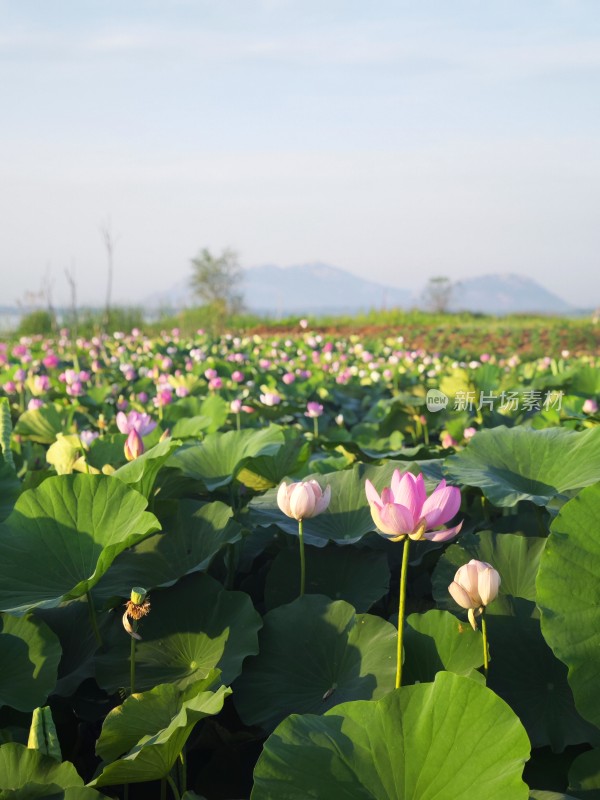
449, 273, 574, 315
243, 262, 413, 315
143, 263, 578, 316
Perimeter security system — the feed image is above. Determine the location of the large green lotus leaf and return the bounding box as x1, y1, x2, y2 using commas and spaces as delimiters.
0, 742, 111, 799
264, 546, 390, 612
36, 600, 111, 697
95, 573, 261, 693
0, 475, 161, 613
237, 429, 310, 491
93, 500, 242, 600
112, 438, 181, 498
402, 609, 484, 685
96, 671, 219, 762
86, 434, 127, 471
0, 613, 61, 711
432, 531, 546, 617
167, 394, 230, 436
169, 426, 285, 490
444, 426, 600, 507
537, 483, 600, 729
251, 671, 531, 800
0, 455, 20, 522
486, 615, 598, 751
13, 405, 65, 444
249, 461, 448, 547
233, 595, 396, 732
568, 748, 600, 799
91, 676, 230, 787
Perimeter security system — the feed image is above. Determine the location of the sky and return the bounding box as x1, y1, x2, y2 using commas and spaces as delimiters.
1, 0, 599, 309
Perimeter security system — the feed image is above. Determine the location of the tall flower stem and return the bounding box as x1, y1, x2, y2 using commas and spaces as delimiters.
481, 612, 489, 678
298, 518, 306, 597
86, 591, 102, 646
166, 774, 181, 800
313, 417, 319, 438
395, 537, 411, 689
130, 628, 137, 695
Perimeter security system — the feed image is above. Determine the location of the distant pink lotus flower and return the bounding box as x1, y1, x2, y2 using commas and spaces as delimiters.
153, 388, 173, 408
231, 370, 245, 383
305, 401, 323, 418
441, 433, 458, 449
43, 354, 59, 369
208, 377, 223, 391
282, 372, 295, 385
365, 470, 462, 543
260, 392, 281, 406
204, 368, 218, 380
116, 410, 157, 436
176, 385, 190, 397
583, 398, 598, 414
463, 427, 477, 441
27, 398, 44, 410
80, 430, 99, 448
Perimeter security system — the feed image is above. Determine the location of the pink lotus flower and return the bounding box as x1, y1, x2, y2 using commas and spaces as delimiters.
583, 398, 598, 414
448, 559, 500, 630
365, 470, 462, 543
260, 391, 281, 406
305, 401, 324, 418
116, 410, 157, 437
277, 480, 331, 521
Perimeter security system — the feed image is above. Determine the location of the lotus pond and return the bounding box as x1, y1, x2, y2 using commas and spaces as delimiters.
0, 324, 599, 799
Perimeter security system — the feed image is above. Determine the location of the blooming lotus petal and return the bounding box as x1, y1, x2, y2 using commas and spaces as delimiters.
365, 479, 381, 506
423, 521, 463, 543
289, 484, 316, 520
277, 482, 292, 517
313, 484, 331, 515
390, 472, 421, 526
479, 565, 501, 606
421, 484, 461, 528
448, 581, 473, 609
116, 411, 129, 434
380, 487, 394, 505
376, 503, 415, 537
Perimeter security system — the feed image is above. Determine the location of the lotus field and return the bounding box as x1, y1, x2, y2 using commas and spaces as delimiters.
1, 322, 600, 800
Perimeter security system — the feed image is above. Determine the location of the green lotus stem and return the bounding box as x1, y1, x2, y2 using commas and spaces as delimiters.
395, 537, 411, 689
481, 612, 489, 678
298, 518, 306, 597
235, 411, 241, 431
166, 774, 181, 800
86, 591, 102, 646
130, 630, 137, 696
313, 416, 319, 438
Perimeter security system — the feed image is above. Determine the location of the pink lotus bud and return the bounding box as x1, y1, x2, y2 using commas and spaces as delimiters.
208, 377, 223, 391
282, 372, 295, 385
124, 429, 144, 461
463, 427, 477, 440
583, 398, 598, 414
277, 480, 331, 521
305, 401, 323, 418
231, 371, 245, 383
230, 399, 242, 413
448, 559, 501, 629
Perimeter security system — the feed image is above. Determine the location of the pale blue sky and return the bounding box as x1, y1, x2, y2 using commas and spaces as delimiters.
1, 0, 599, 307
